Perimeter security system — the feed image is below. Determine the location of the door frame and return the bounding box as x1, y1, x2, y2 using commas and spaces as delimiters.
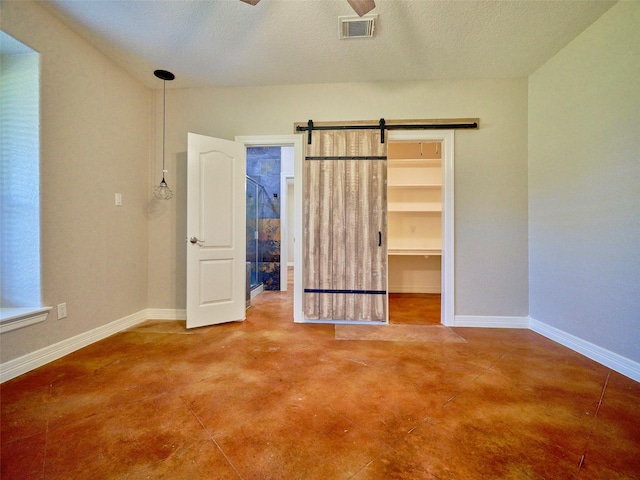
387, 130, 455, 326
235, 134, 305, 322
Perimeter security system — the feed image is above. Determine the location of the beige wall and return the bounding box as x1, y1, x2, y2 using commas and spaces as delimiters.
1, 1, 152, 362
529, 2, 640, 362
1, 1, 530, 364
148, 78, 529, 317
2, 0, 634, 373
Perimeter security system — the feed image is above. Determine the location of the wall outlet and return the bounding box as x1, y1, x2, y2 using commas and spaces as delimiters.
115, 193, 122, 206
57, 303, 67, 320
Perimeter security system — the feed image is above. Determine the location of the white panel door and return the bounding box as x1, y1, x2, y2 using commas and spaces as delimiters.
186, 133, 246, 328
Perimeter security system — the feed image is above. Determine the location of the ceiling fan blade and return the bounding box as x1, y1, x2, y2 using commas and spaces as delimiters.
240, 0, 261, 5
347, 0, 376, 17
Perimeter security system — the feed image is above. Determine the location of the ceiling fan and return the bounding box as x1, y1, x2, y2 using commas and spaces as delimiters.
240, 0, 376, 17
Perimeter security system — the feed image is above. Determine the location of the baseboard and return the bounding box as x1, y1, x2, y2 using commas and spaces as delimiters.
145, 308, 187, 320
530, 317, 640, 383
0, 308, 188, 383
250, 285, 264, 299
4, 309, 639, 385
453, 315, 530, 328
0, 309, 147, 383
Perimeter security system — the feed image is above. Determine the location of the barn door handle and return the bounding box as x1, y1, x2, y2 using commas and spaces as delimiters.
378, 231, 382, 247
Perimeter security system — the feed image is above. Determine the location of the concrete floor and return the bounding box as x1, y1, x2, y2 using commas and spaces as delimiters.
2, 289, 639, 479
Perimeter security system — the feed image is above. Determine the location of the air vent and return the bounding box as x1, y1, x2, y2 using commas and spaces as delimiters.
339, 15, 377, 39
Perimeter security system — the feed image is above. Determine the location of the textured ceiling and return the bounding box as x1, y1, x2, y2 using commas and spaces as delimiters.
41, 0, 616, 89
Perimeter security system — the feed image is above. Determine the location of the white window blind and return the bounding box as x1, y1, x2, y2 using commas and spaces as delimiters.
0, 31, 41, 310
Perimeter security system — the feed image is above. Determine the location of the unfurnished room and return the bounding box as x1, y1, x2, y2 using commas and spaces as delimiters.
1, 0, 639, 478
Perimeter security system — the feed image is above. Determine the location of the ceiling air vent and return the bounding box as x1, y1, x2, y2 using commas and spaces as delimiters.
339, 15, 377, 39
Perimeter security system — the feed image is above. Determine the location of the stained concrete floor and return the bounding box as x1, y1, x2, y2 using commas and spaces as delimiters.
2, 289, 639, 479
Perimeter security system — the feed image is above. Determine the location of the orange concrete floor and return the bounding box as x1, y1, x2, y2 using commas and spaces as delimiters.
389, 293, 441, 326
2, 288, 639, 479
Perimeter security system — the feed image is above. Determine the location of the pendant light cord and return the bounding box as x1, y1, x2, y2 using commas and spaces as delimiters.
162, 78, 166, 178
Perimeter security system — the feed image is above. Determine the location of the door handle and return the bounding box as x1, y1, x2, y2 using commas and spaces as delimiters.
378, 231, 382, 247
189, 236, 205, 245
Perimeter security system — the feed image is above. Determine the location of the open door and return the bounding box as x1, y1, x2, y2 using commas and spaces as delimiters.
186, 133, 246, 328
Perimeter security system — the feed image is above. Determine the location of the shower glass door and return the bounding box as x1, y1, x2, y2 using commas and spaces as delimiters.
246, 176, 261, 290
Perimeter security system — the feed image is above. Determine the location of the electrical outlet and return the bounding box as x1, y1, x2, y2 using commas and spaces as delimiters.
115, 193, 122, 206
57, 303, 67, 320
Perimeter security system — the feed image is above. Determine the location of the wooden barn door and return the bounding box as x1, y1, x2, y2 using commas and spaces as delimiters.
303, 129, 387, 322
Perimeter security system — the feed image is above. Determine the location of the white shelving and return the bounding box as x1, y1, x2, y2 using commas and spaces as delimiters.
387, 141, 443, 295
387, 142, 442, 257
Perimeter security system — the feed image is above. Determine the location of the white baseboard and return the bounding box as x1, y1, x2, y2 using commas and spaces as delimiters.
0, 309, 147, 383
3, 309, 639, 385
250, 285, 264, 299
145, 309, 187, 320
0, 308, 186, 383
453, 315, 530, 328
530, 317, 640, 383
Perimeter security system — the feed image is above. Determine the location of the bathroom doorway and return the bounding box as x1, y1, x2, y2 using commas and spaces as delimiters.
238, 135, 303, 319
246, 147, 282, 296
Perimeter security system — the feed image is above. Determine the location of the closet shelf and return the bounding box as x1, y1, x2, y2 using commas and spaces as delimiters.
388, 205, 442, 213
388, 158, 441, 167
388, 248, 442, 256
387, 183, 441, 189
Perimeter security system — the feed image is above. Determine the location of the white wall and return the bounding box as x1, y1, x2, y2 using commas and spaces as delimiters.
147, 78, 529, 318
283, 146, 295, 268
281, 146, 294, 173
388, 256, 441, 294
529, 2, 640, 363
1, 1, 152, 363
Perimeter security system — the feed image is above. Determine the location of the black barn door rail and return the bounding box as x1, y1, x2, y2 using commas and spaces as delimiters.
296, 118, 479, 144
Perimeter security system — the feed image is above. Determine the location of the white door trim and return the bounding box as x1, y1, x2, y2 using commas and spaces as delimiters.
235, 135, 304, 322
387, 130, 455, 326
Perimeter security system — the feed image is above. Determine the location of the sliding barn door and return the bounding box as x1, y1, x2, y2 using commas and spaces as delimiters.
304, 129, 387, 322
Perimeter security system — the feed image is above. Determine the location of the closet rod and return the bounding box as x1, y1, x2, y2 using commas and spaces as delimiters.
296, 118, 479, 144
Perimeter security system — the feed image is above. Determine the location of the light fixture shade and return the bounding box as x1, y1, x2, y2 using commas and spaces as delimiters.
153, 178, 173, 200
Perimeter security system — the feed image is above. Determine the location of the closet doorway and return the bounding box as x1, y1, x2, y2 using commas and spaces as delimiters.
387, 131, 455, 327
387, 140, 442, 325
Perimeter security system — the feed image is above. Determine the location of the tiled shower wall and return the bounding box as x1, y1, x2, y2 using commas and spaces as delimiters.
247, 147, 281, 290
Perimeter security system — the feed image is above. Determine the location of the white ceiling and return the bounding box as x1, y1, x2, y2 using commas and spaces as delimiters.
40, 0, 616, 89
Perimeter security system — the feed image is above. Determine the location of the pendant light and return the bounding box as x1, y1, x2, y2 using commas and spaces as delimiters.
153, 69, 175, 200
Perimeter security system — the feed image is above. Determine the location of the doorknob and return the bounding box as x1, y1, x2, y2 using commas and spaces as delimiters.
189, 236, 205, 245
